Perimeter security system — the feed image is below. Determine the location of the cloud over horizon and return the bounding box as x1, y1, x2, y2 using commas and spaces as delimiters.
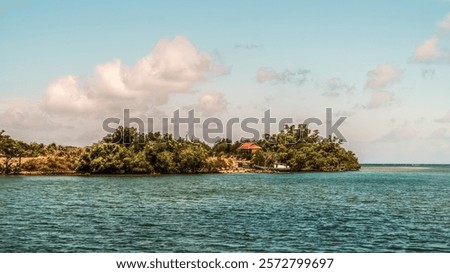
43, 36, 227, 117
195, 91, 228, 115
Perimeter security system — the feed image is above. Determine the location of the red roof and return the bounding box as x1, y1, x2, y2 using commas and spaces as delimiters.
238, 142, 261, 150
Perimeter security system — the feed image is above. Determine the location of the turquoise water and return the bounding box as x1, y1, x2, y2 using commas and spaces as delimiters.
0, 166, 449, 252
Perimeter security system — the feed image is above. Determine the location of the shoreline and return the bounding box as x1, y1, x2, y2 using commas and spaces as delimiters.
2, 168, 360, 176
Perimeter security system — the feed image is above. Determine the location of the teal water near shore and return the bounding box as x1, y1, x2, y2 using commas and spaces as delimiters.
1, 165, 449, 252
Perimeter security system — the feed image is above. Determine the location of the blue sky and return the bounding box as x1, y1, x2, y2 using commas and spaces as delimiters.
1, 0, 450, 163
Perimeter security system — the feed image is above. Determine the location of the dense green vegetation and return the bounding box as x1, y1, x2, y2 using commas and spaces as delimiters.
252, 125, 360, 171
75, 127, 214, 174
0, 124, 360, 175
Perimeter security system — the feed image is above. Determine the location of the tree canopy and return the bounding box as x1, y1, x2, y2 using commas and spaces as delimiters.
252, 124, 360, 171
1, 124, 360, 175
75, 126, 212, 174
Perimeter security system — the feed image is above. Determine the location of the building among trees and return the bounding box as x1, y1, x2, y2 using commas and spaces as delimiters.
237, 142, 262, 155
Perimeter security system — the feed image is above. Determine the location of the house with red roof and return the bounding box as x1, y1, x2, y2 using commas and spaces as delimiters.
237, 142, 262, 155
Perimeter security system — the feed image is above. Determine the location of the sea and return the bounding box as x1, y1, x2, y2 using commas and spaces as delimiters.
0, 164, 449, 252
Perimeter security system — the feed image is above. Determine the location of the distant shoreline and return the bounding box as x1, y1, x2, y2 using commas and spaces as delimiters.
361, 163, 450, 166
2, 126, 361, 175
7, 164, 450, 176
6, 163, 449, 177
4, 167, 361, 176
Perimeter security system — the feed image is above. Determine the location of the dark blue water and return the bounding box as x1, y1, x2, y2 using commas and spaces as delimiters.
1, 166, 449, 252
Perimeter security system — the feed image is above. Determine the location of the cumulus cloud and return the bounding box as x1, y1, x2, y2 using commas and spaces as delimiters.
436, 110, 450, 123
43, 36, 226, 117
414, 36, 440, 62
195, 91, 228, 115
123, 37, 218, 92
0, 98, 73, 144
0, 104, 54, 130
367, 90, 396, 108
256, 67, 309, 85
366, 64, 401, 90
322, 77, 354, 97
44, 76, 96, 115
438, 13, 450, 30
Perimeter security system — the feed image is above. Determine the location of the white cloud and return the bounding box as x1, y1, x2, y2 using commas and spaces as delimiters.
94, 60, 133, 99
366, 64, 401, 90
0, 104, 53, 130
256, 67, 309, 85
43, 36, 226, 117
438, 13, 450, 30
0, 36, 228, 145
44, 76, 96, 115
195, 91, 227, 115
0, 98, 74, 144
367, 90, 396, 108
414, 36, 440, 62
123, 36, 218, 93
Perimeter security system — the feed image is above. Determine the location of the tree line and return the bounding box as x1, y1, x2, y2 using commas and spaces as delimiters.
252, 124, 360, 171
0, 130, 81, 174
75, 127, 215, 174
0, 125, 360, 175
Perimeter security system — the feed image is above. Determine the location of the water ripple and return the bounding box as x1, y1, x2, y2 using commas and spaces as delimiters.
0, 169, 449, 252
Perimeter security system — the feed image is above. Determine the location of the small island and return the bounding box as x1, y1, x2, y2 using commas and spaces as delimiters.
0, 124, 360, 175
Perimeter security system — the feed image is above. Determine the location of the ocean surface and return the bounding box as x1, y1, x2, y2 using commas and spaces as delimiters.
0, 165, 449, 252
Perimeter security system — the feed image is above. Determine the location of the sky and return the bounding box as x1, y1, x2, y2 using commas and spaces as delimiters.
1, 0, 450, 163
